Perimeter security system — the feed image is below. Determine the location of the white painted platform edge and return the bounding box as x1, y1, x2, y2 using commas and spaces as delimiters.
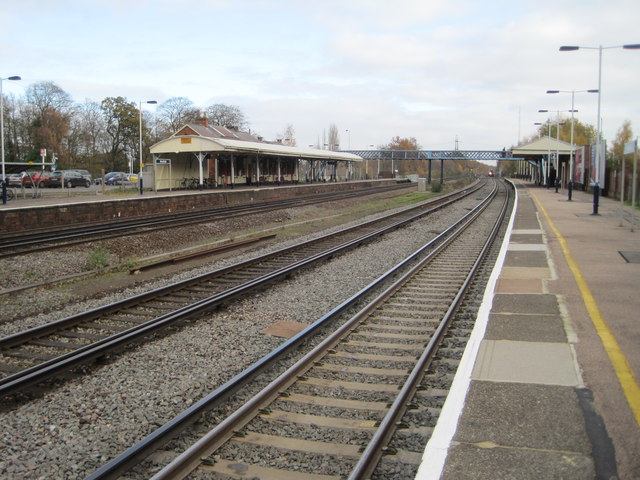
414, 182, 520, 480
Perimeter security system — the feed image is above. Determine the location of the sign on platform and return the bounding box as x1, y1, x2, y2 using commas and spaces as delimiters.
624, 139, 637, 155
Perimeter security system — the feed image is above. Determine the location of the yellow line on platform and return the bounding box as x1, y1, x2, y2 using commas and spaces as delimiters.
531, 191, 640, 426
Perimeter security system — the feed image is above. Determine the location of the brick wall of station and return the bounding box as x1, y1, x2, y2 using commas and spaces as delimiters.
1, 180, 400, 232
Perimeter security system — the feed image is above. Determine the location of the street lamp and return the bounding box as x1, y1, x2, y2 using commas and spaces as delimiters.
138, 100, 157, 195
546, 89, 598, 200
560, 43, 640, 214
1, 75, 21, 204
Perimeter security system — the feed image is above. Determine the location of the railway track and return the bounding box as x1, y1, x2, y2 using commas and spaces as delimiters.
87, 179, 512, 480
0, 183, 411, 258
0, 181, 485, 397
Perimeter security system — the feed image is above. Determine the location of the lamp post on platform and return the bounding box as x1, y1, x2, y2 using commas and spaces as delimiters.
560, 43, 640, 214
1, 75, 20, 204
546, 89, 598, 200
138, 100, 157, 195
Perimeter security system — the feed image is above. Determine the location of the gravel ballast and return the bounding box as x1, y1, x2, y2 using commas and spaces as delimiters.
0, 186, 484, 479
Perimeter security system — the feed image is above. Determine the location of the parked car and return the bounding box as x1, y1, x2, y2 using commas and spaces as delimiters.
95, 171, 118, 185
105, 172, 138, 185
47, 170, 91, 188
67, 169, 92, 184
21, 171, 50, 187
1, 173, 22, 187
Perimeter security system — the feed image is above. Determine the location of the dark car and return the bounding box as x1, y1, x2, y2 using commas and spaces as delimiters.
48, 170, 91, 188
68, 169, 92, 184
105, 172, 130, 185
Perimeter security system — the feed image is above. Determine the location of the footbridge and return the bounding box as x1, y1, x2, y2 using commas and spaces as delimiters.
341, 149, 519, 182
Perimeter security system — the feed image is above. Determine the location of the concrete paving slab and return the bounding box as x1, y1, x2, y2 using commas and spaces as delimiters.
486, 313, 567, 343
494, 278, 543, 294
472, 340, 581, 386
507, 244, 546, 251
491, 293, 559, 316
442, 442, 594, 480
452, 382, 591, 453
499, 266, 551, 280
508, 233, 543, 244
503, 250, 548, 268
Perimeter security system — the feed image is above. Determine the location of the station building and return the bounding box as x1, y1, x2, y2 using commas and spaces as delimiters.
148, 118, 362, 191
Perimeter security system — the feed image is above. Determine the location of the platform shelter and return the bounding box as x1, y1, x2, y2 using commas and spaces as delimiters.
511, 136, 578, 187
148, 121, 362, 191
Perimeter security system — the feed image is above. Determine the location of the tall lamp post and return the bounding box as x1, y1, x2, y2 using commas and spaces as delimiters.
546, 89, 598, 200
560, 43, 640, 214
138, 100, 157, 195
1, 75, 21, 205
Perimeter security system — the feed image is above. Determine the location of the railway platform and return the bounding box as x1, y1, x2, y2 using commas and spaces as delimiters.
418, 180, 640, 479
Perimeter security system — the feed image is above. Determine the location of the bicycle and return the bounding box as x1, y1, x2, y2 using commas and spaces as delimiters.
2, 185, 16, 202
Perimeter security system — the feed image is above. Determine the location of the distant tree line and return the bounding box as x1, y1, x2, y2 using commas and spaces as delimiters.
1, 80, 249, 174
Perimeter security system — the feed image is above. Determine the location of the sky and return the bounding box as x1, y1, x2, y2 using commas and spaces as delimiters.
1, 0, 639, 153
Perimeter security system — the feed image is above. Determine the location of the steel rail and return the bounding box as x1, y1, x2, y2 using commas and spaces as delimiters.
120, 182, 503, 480
86, 182, 498, 480
0, 183, 484, 395
0, 183, 411, 256
348, 180, 510, 479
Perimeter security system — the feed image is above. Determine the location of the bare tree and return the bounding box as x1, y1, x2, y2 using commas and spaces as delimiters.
327, 124, 340, 150
205, 103, 248, 130
24, 81, 73, 117
156, 97, 199, 137
277, 124, 297, 146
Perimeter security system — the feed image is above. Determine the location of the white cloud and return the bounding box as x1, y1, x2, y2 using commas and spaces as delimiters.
1, 0, 638, 151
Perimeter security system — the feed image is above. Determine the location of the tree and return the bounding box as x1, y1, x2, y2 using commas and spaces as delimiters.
100, 97, 139, 172
535, 117, 596, 147
609, 120, 633, 169
277, 124, 297, 146
380, 136, 420, 151
31, 108, 70, 164
22, 81, 74, 164
327, 124, 340, 150
156, 97, 199, 137
205, 103, 248, 130
24, 81, 73, 117
66, 100, 108, 170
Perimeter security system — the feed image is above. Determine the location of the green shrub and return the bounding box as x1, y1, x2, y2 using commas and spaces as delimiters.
86, 246, 109, 270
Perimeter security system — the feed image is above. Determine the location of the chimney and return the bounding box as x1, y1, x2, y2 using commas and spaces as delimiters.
196, 111, 209, 127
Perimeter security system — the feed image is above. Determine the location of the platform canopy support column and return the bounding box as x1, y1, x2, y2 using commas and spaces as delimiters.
230, 153, 235, 188
255, 153, 260, 186
194, 152, 205, 188
214, 154, 218, 187
277, 157, 281, 185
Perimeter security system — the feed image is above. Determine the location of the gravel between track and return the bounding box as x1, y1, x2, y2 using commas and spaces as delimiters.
0, 185, 483, 479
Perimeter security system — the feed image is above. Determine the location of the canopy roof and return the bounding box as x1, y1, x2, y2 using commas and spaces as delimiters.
150, 122, 362, 162
511, 136, 577, 156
